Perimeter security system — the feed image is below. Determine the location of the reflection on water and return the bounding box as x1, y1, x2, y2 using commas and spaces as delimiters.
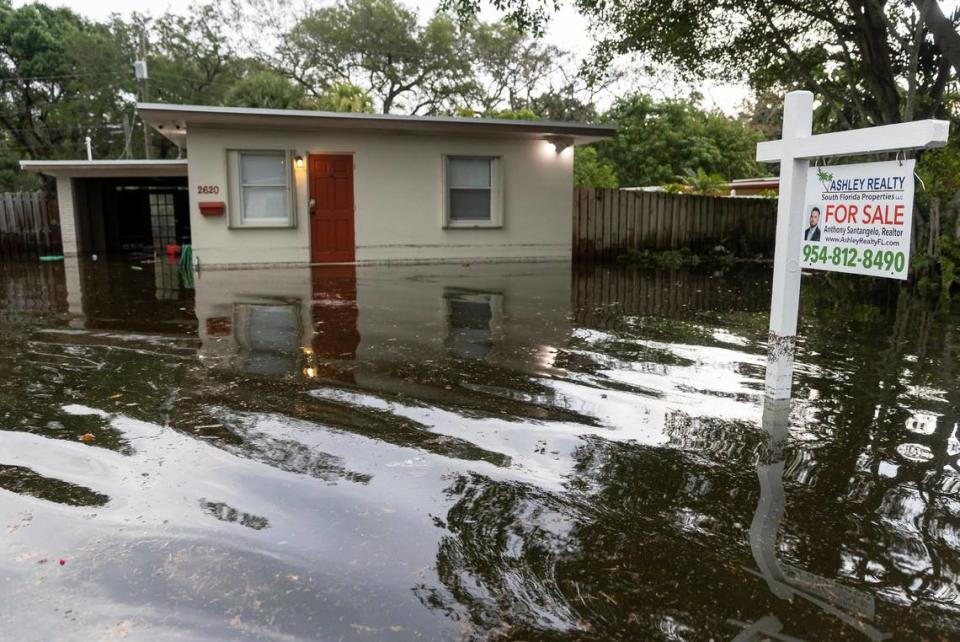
0, 259, 958, 640
444, 288, 500, 360
738, 401, 888, 640
235, 302, 303, 375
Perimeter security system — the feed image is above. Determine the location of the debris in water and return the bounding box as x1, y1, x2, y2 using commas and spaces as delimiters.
59, 559, 66, 566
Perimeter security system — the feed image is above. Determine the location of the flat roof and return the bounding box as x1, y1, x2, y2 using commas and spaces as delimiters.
20, 159, 188, 178
138, 103, 615, 145
730, 177, 778, 184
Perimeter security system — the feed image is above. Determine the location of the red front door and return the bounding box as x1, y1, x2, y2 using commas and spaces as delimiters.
309, 154, 355, 263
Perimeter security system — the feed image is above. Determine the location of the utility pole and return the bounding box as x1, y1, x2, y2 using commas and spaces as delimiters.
135, 32, 151, 159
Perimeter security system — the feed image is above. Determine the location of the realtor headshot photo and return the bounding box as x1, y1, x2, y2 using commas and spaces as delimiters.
804, 206, 822, 242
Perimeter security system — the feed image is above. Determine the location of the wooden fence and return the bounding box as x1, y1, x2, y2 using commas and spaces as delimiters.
573, 264, 772, 328
573, 187, 777, 262
0, 191, 61, 260
0, 261, 68, 324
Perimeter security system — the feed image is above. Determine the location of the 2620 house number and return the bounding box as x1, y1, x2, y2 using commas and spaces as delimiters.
197, 185, 220, 195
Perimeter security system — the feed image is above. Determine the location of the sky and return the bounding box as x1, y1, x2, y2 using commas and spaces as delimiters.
12, 0, 750, 114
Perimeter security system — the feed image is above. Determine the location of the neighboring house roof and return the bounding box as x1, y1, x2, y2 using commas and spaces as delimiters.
137, 102, 616, 149
727, 177, 779, 194
19, 159, 188, 178
620, 178, 778, 199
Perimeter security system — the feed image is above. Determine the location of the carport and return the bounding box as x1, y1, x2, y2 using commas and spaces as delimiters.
20, 160, 190, 257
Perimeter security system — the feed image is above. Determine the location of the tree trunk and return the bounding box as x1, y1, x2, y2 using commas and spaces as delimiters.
928, 197, 941, 257
916, 0, 960, 80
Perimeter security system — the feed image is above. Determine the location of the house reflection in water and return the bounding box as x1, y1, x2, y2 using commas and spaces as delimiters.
310, 266, 361, 378
195, 267, 362, 379
233, 302, 303, 376
443, 289, 502, 360
193, 262, 571, 381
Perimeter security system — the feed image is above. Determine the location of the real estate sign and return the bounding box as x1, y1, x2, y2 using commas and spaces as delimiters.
799, 159, 914, 280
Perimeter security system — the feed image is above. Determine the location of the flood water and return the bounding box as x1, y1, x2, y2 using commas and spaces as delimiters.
0, 258, 957, 641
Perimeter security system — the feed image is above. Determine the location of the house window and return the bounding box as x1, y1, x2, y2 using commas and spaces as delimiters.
228, 150, 295, 228
444, 156, 502, 228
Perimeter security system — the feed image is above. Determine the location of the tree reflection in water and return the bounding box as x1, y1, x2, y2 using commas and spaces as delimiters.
1, 260, 959, 639
417, 268, 960, 640
738, 400, 889, 640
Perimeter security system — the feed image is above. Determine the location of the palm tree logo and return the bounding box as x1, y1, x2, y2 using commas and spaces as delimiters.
816, 168, 834, 191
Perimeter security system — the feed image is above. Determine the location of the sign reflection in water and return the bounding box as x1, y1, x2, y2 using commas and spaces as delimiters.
0, 259, 958, 639
735, 398, 890, 641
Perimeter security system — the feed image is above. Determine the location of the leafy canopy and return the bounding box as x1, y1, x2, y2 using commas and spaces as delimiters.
225, 71, 306, 109
276, 0, 473, 114
443, 0, 957, 127
573, 146, 617, 188
597, 94, 765, 187
0, 0, 132, 161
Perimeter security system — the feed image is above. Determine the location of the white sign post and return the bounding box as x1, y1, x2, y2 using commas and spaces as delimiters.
757, 91, 949, 401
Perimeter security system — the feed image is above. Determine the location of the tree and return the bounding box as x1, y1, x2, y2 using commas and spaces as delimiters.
0, 1, 133, 172
225, 71, 306, 109
463, 20, 558, 113
312, 83, 375, 113
445, 0, 955, 128
119, 3, 253, 107
915, 0, 960, 81
0, 138, 41, 190
677, 167, 726, 195
574, 146, 617, 188
457, 106, 541, 120
597, 94, 764, 187
527, 87, 598, 122
276, 0, 473, 114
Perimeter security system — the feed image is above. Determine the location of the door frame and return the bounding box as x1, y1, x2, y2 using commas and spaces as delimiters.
308, 152, 356, 264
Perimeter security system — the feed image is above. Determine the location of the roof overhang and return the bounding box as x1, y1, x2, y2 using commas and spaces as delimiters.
19, 159, 188, 178
137, 103, 615, 149
727, 178, 780, 190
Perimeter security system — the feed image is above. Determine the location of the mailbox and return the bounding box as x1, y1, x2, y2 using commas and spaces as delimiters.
199, 201, 226, 217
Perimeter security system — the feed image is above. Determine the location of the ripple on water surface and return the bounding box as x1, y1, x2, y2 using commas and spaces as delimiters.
0, 259, 958, 640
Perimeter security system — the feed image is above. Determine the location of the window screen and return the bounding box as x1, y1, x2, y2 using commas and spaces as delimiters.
239, 152, 289, 221
447, 157, 494, 222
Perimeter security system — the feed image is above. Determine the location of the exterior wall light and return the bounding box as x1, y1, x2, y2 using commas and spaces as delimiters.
546, 136, 573, 154
294, 155, 305, 169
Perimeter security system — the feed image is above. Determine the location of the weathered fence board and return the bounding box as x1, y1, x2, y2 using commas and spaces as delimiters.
573, 264, 772, 327
573, 187, 777, 261
0, 191, 61, 260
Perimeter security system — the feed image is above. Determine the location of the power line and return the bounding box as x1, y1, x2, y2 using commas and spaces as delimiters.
1, 124, 126, 133
0, 71, 129, 84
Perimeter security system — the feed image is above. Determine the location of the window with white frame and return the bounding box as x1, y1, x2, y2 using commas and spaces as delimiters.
444, 156, 502, 227
228, 150, 295, 228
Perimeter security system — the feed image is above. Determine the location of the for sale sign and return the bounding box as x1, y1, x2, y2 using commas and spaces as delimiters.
799, 159, 914, 280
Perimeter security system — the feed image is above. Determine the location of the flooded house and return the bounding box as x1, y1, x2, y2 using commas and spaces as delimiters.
21, 104, 614, 268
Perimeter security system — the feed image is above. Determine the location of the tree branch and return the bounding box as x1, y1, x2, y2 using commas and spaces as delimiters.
915, 0, 960, 78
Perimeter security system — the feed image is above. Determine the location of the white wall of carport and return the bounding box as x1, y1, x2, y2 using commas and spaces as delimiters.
55, 176, 79, 256
185, 126, 574, 266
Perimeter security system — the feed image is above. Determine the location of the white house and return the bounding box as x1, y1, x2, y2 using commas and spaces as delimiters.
22, 103, 614, 268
